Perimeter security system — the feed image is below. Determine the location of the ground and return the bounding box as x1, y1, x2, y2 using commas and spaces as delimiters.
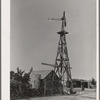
16, 89, 96, 100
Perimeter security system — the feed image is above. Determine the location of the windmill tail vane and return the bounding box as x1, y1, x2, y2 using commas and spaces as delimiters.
48, 18, 62, 21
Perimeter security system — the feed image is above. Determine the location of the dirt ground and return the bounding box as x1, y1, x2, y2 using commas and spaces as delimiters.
17, 89, 96, 100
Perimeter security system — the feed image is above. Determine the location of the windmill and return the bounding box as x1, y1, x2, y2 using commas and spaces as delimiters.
42, 11, 75, 94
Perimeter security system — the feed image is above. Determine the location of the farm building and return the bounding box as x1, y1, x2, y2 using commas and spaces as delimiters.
29, 70, 62, 96
72, 79, 89, 88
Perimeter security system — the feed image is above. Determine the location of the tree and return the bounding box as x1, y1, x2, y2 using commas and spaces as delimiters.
10, 71, 18, 97
91, 78, 96, 86
10, 67, 33, 98
10, 71, 15, 79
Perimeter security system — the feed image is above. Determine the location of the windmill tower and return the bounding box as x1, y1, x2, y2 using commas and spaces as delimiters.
42, 11, 74, 93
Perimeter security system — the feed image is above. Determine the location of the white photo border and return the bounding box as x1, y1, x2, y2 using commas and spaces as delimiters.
1, 0, 99, 100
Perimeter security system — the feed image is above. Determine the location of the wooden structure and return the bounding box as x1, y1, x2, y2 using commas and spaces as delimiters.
72, 79, 89, 88
42, 11, 73, 93
30, 70, 62, 96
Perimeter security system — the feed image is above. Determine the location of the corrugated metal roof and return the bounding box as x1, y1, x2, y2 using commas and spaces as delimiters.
30, 70, 52, 79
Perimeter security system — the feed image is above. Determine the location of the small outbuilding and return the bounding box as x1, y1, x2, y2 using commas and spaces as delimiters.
72, 79, 89, 88
30, 70, 62, 96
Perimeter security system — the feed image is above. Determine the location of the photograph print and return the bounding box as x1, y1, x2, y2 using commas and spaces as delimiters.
10, 0, 98, 100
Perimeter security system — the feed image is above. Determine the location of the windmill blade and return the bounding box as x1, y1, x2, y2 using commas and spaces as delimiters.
41, 63, 57, 67
64, 18, 66, 27
63, 11, 65, 18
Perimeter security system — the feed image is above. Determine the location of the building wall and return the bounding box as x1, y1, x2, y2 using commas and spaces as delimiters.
29, 70, 62, 95
72, 80, 89, 88
30, 74, 41, 89
42, 71, 62, 95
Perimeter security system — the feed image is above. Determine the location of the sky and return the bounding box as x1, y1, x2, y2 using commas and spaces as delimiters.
11, 0, 96, 80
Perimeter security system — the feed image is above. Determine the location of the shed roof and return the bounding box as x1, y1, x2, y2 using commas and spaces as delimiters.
72, 78, 89, 82
30, 70, 52, 79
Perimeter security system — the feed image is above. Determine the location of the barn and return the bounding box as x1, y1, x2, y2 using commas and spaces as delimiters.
30, 70, 62, 96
